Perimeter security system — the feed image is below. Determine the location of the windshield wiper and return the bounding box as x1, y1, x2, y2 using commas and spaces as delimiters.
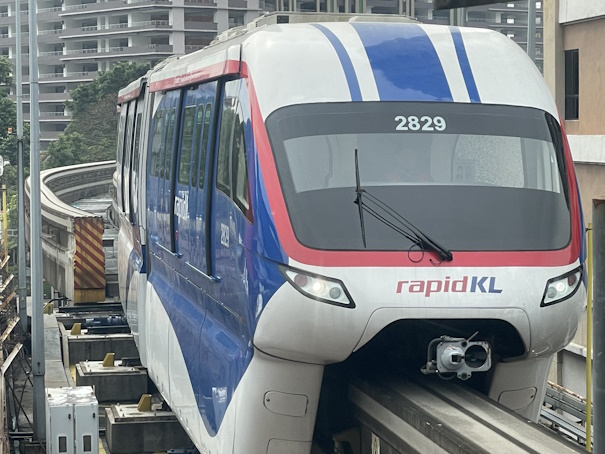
353, 152, 453, 262
354, 149, 367, 248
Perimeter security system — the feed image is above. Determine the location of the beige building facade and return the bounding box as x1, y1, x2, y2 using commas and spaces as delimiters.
544, 0, 605, 396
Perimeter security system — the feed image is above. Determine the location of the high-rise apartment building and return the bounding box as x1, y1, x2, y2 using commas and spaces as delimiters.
0, 0, 541, 147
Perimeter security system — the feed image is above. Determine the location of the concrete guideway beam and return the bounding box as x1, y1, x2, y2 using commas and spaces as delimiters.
24, 161, 115, 303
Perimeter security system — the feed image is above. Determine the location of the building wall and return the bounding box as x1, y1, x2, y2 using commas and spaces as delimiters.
562, 17, 605, 135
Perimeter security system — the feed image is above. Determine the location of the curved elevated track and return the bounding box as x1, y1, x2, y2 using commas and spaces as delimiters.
25, 161, 115, 303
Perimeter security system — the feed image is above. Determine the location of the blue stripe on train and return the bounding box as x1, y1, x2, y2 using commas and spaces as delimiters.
449, 27, 481, 103
351, 22, 453, 102
312, 24, 363, 102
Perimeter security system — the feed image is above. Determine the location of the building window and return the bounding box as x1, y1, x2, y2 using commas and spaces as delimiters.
564, 49, 579, 120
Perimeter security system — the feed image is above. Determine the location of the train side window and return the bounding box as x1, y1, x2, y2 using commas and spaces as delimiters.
217, 97, 235, 196
191, 105, 205, 188
132, 113, 142, 176
198, 103, 212, 189
178, 105, 196, 185
163, 108, 177, 180
116, 107, 127, 169
150, 109, 164, 177
232, 103, 253, 222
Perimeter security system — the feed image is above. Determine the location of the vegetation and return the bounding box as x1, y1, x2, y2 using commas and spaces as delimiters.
0, 58, 148, 261
44, 61, 150, 169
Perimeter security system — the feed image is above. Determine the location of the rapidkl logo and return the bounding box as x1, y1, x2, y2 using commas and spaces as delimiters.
396, 276, 503, 297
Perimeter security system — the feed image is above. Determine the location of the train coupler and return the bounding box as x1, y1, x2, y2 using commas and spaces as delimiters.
421, 332, 492, 380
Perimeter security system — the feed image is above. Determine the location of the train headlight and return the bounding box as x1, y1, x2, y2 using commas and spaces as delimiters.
279, 265, 355, 308
541, 266, 583, 307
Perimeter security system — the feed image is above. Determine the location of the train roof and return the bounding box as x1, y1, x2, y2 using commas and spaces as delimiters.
146, 13, 558, 120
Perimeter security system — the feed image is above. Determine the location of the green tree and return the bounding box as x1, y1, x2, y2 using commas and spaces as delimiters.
66, 62, 149, 116
0, 97, 16, 139
0, 56, 15, 137
0, 56, 13, 97
43, 132, 87, 169
44, 61, 150, 168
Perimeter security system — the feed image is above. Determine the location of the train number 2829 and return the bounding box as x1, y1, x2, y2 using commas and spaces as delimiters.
395, 115, 446, 132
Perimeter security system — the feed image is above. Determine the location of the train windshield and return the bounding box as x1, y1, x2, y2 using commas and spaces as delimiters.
266, 102, 570, 251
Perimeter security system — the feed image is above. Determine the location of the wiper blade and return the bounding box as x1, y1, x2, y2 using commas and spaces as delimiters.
354, 149, 367, 248
352, 149, 452, 261
362, 191, 453, 262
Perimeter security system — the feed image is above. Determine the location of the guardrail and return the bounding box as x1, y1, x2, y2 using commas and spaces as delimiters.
25, 161, 115, 303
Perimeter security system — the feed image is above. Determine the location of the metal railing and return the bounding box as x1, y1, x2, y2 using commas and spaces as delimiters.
39, 112, 67, 117
39, 50, 64, 56
63, 4, 89, 10
38, 29, 64, 35
38, 6, 62, 13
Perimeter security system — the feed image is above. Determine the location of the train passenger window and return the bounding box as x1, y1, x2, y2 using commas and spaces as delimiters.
124, 109, 134, 173
132, 113, 142, 175
198, 103, 212, 189
178, 106, 196, 184
191, 105, 205, 188
164, 108, 177, 180
232, 103, 252, 222
217, 97, 235, 196
150, 109, 164, 177
116, 108, 127, 167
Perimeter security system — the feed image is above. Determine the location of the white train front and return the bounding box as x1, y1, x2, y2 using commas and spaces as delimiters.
114, 14, 586, 454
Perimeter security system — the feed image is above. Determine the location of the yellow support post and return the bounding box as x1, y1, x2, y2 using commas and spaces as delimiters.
587, 223, 593, 452
102, 353, 115, 368
137, 394, 152, 412
70, 323, 82, 336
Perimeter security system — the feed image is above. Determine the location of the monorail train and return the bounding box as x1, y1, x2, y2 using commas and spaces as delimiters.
115, 13, 586, 454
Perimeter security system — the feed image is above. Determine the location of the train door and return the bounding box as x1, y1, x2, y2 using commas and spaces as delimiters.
147, 100, 166, 243
123, 100, 136, 219
158, 91, 181, 251
116, 105, 128, 213
174, 82, 218, 276
199, 78, 254, 432
129, 97, 144, 225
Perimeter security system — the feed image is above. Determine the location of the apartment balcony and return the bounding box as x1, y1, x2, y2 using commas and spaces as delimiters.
41, 93, 70, 102
415, 15, 449, 24
488, 20, 543, 29
183, 21, 217, 31
60, 20, 173, 39
10, 92, 70, 103
60, 43, 172, 61
38, 6, 63, 20
488, 6, 543, 13
185, 44, 205, 53
24, 112, 73, 122
60, 0, 172, 17
258, 0, 275, 11
18, 71, 99, 84
228, 0, 248, 8
184, 0, 217, 7
40, 131, 64, 141
39, 28, 65, 43
0, 12, 16, 25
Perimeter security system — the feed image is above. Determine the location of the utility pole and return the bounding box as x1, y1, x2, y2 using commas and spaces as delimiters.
27, 0, 46, 441
527, 0, 536, 62
16, 0, 27, 332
